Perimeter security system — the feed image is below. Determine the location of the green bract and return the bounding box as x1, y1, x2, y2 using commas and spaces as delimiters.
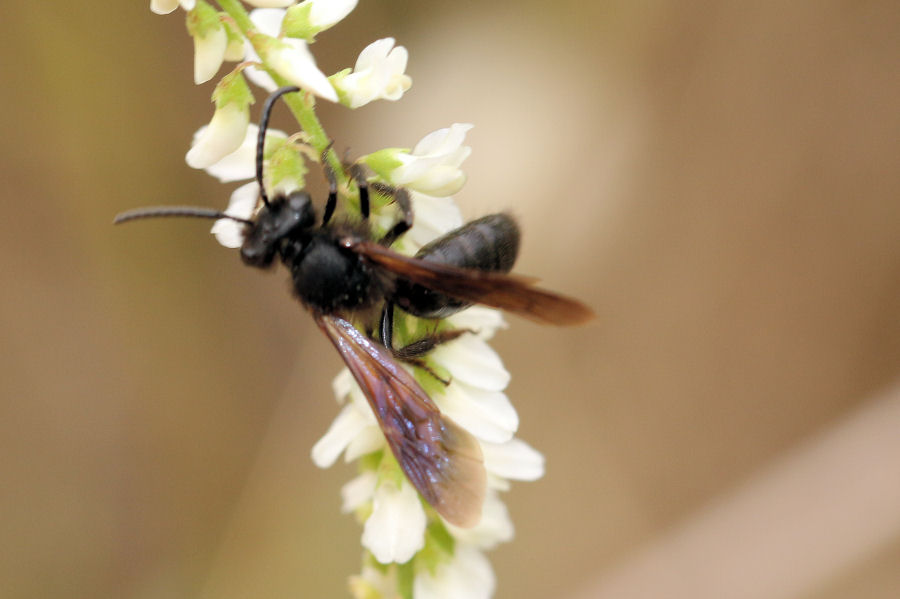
185, 0, 220, 38
266, 142, 308, 193
282, 2, 317, 41
212, 70, 253, 109
363, 148, 408, 181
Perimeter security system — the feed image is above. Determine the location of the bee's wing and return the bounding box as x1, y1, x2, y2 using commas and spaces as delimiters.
351, 241, 594, 326
316, 314, 486, 528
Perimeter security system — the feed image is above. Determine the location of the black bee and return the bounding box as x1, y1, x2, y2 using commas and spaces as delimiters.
115, 86, 593, 528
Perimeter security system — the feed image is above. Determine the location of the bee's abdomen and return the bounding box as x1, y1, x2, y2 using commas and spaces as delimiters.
416, 213, 519, 273
395, 213, 520, 318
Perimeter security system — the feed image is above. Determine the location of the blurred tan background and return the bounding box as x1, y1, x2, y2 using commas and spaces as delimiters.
2, 2, 899, 598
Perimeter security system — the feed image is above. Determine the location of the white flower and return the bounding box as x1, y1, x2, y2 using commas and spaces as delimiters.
445, 491, 514, 550
223, 31, 246, 62
244, 0, 296, 7
332, 38, 412, 109
191, 18, 227, 84
243, 8, 286, 91
266, 39, 338, 101
283, 0, 358, 40
313, 302, 542, 597
362, 478, 427, 564
185, 102, 251, 169
399, 191, 463, 250
306, 170, 543, 599
244, 8, 337, 101
150, 0, 195, 14
413, 545, 496, 599
200, 123, 288, 183
305, 0, 357, 31
192, 122, 306, 249
311, 401, 380, 468
434, 382, 518, 444
312, 372, 384, 465
446, 307, 508, 341
482, 438, 545, 485
365, 124, 473, 197
211, 181, 258, 248
429, 333, 510, 392
341, 470, 377, 513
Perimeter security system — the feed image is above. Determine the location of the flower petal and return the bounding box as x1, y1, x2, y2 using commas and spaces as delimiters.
413, 123, 473, 157
249, 7, 287, 36
267, 39, 338, 101
362, 480, 426, 563
355, 37, 394, 71
402, 192, 463, 248
413, 545, 495, 599
203, 124, 287, 183
385, 124, 473, 196
333, 38, 411, 109
211, 181, 258, 248
150, 0, 195, 14
341, 470, 377, 513
481, 438, 545, 481
446, 491, 514, 549
404, 164, 468, 197
311, 403, 370, 468
243, 8, 286, 91
434, 382, 518, 444
446, 307, 507, 340
430, 334, 510, 391
185, 103, 250, 169
309, 0, 357, 29
244, 0, 296, 7
344, 425, 386, 461
332, 368, 356, 402
193, 21, 227, 84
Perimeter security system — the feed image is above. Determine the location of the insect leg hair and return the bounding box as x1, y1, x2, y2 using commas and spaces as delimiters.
370, 182, 413, 246
348, 163, 370, 219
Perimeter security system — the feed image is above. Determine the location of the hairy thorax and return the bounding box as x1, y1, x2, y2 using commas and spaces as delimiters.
283, 225, 386, 314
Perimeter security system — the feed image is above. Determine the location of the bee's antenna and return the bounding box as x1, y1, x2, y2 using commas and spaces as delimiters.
257, 85, 301, 207
113, 206, 254, 226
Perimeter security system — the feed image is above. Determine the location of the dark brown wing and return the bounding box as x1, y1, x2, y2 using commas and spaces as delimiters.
351, 240, 594, 326
316, 314, 486, 528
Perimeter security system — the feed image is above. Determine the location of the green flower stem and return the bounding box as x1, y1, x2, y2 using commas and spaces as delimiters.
269, 72, 347, 184
215, 0, 347, 186
215, 0, 253, 34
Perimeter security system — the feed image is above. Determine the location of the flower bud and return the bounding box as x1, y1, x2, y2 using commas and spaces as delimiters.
150, 0, 195, 15
255, 34, 338, 101
186, 1, 227, 84
185, 72, 253, 168
283, 0, 358, 41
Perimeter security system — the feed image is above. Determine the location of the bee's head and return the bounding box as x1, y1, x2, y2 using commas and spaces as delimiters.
114, 86, 317, 268
240, 190, 316, 268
